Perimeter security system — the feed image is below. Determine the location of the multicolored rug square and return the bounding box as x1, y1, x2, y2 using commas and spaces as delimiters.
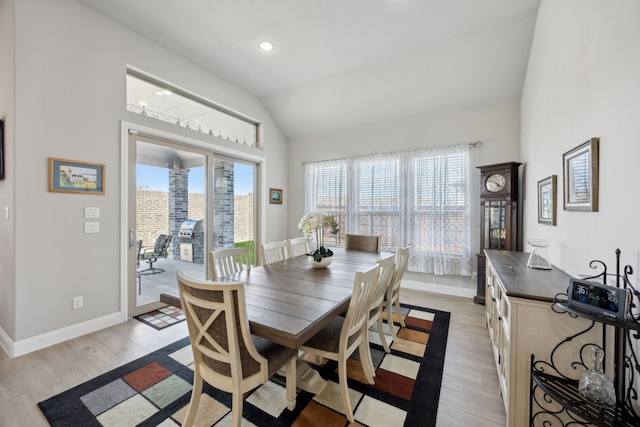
134, 305, 185, 330
38, 303, 450, 427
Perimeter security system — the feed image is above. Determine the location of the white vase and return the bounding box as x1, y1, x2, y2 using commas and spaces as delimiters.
308, 256, 332, 268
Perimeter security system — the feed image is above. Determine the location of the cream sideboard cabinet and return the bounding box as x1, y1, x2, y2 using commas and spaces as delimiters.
484, 250, 602, 427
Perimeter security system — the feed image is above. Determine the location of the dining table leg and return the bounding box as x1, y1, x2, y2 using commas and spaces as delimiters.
280, 355, 328, 395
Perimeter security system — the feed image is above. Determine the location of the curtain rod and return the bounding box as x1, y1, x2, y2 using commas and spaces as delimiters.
301, 140, 482, 165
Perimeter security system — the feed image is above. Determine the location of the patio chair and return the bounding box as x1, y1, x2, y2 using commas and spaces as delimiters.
385, 245, 411, 339
345, 234, 381, 252
300, 264, 380, 422
176, 270, 297, 427
260, 240, 288, 265
208, 247, 251, 279
139, 234, 172, 275
287, 237, 311, 257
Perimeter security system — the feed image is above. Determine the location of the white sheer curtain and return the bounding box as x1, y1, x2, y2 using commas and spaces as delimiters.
304, 145, 471, 276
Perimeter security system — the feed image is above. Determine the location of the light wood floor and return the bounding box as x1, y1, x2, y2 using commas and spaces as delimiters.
0, 290, 505, 426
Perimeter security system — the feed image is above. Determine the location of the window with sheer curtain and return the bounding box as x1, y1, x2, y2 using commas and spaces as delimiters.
304, 145, 471, 275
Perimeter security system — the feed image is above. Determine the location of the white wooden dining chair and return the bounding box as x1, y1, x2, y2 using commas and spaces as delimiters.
287, 237, 311, 257
176, 270, 297, 427
363, 254, 396, 367
385, 245, 411, 339
299, 264, 380, 423
260, 240, 288, 265
345, 233, 381, 253
208, 247, 251, 279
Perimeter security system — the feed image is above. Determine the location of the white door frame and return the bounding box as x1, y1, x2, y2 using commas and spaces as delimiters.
120, 121, 266, 319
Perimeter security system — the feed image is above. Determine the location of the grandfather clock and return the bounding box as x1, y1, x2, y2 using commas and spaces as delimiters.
474, 162, 521, 304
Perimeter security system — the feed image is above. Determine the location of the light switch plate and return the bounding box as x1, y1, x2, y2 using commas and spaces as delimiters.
85, 207, 100, 219
84, 222, 99, 233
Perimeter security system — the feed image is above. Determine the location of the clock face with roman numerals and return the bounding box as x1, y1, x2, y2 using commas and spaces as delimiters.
485, 173, 506, 192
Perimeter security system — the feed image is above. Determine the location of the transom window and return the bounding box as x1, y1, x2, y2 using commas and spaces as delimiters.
126, 70, 261, 148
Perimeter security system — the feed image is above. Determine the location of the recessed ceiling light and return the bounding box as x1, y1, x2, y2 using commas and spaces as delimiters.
162, 89, 173, 95
155, 91, 164, 96
138, 101, 148, 106
259, 41, 274, 52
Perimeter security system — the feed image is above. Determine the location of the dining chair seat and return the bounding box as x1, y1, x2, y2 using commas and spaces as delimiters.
287, 237, 311, 257
300, 264, 380, 422
177, 270, 297, 427
385, 245, 411, 339
260, 240, 288, 265
208, 247, 251, 279
345, 234, 381, 252
364, 254, 396, 362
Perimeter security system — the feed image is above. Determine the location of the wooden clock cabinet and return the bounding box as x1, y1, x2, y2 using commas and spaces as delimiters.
475, 161, 521, 304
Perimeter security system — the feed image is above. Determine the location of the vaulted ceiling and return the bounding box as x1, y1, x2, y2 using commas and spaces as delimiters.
78, 0, 541, 140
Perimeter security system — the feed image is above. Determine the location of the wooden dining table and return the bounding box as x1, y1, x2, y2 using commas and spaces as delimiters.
162, 247, 385, 393
164, 248, 384, 348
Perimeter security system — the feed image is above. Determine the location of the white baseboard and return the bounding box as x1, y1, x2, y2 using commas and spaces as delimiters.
402, 279, 476, 299
0, 312, 123, 358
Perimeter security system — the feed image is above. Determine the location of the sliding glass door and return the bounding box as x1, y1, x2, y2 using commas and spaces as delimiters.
126, 132, 257, 317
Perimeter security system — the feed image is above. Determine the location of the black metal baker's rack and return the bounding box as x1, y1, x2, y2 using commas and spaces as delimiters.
529, 249, 640, 426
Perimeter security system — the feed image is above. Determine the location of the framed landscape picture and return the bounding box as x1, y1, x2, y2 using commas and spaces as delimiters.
563, 138, 599, 211
48, 157, 105, 195
537, 175, 557, 225
269, 188, 283, 204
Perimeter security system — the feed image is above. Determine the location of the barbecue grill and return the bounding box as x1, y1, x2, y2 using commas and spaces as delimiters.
178, 219, 203, 239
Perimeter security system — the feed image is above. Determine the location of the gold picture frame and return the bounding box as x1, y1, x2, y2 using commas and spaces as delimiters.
563, 138, 599, 211
48, 157, 105, 195
269, 188, 283, 204
537, 175, 557, 225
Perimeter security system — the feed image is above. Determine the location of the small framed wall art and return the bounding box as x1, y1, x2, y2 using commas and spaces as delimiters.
0, 118, 4, 179
48, 157, 105, 195
537, 175, 557, 225
563, 137, 599, 211
269, 188, 283, 204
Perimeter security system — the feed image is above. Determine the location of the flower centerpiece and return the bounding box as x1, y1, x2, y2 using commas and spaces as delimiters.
298, 212, 339, 266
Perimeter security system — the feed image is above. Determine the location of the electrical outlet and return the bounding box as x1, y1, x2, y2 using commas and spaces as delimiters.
72, 296, 83, 310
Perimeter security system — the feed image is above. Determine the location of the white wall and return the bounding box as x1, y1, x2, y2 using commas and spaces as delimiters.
1, 0, 288, 354
0, 0, 16, 340
288, 103, 521, 294
521, 0, 640, 282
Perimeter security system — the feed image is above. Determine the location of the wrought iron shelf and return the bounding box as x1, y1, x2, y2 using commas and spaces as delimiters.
532, 370, 640, 427
529, 249, 640, 427
554, 302, 640, 332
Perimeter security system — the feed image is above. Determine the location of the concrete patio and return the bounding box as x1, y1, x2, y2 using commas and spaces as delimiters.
136, 256, 206, 306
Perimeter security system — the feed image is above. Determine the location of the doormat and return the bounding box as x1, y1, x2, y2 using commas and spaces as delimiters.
134, 305, 185, 330
40, 303, 449, 427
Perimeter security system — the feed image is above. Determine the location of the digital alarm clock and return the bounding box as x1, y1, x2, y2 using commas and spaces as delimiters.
567, 278, 630, 320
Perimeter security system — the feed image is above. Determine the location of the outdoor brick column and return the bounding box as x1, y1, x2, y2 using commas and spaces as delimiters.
213, 159, 235, 249
169, 165, 188, 260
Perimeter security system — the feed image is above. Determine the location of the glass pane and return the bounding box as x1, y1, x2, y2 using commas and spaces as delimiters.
136, 141, 206, 307
212, 158, 256, 266
127, 73, 259, 147
485, 200, 506, 250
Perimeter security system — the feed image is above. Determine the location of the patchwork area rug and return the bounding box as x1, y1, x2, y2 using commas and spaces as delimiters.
39, 303, 450, 427
134, 305, 186, 330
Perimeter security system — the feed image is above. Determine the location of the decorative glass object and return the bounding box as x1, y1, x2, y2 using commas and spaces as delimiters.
526, 239, 553, 270
578, 346, 616, 407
